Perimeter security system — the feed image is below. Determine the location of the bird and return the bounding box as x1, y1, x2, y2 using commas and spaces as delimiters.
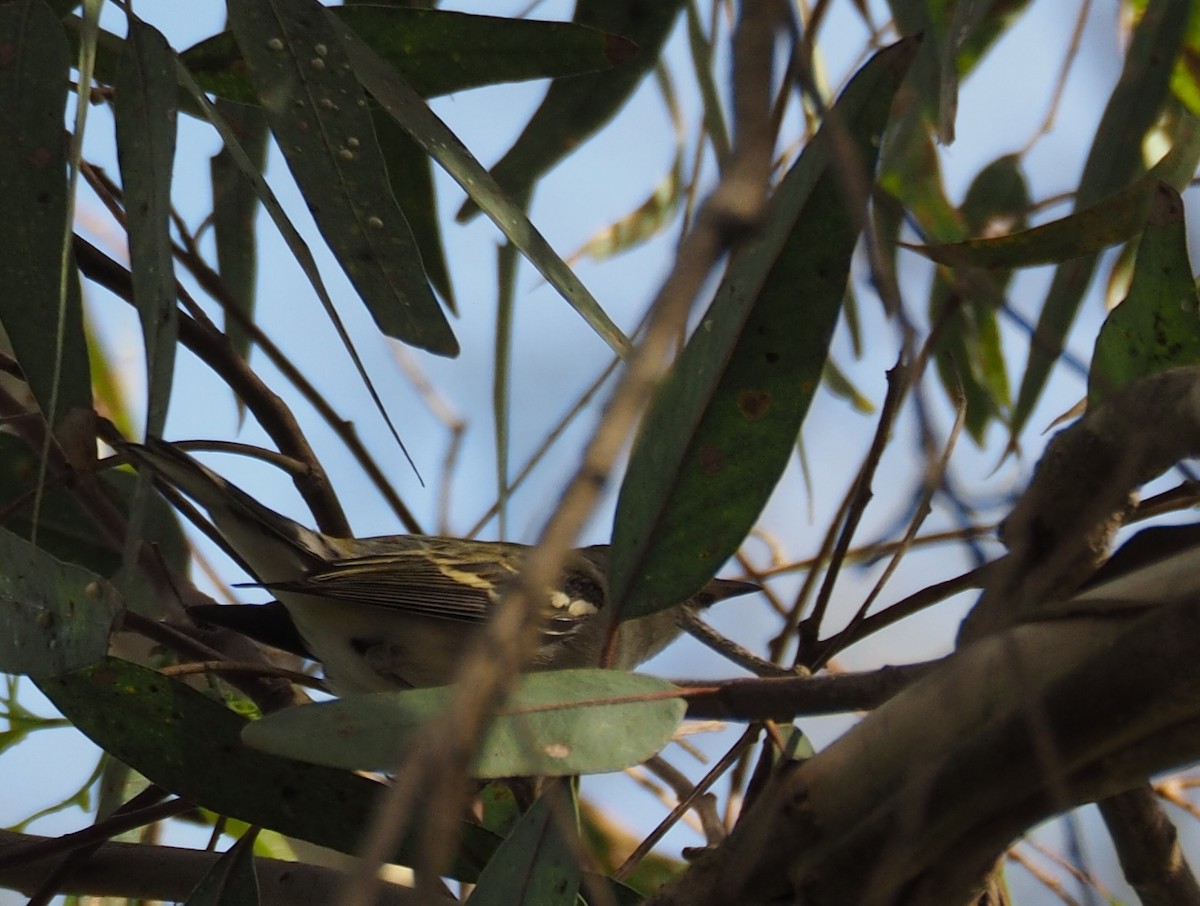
124, 438, 757, 694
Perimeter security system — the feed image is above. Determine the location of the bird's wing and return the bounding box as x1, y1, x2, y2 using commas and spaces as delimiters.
267, 546, 521, 623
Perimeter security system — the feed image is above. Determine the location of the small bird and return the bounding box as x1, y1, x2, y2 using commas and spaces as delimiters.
126, 439, 757, 693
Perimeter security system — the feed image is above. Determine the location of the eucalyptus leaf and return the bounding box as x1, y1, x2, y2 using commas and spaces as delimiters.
37, 657, 500, 880
0, 527, 121, 680
607, 39, 916, 620
243, 670, 686, 778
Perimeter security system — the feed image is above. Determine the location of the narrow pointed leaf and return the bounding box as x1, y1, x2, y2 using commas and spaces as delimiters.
1011, 0, 1191, 437
211, 99, 268, 362
184, 830, 260, 906
467, 785, 580, 906
334, 15, 629, 356
0, 527, 121, 679
930, 154, 1028, 443
457, 0, 684, 223
1089, 183, 1200, 403
184, 7, 634, 104
37, 657, 500, 880
115, 15, 178, 437
227, 0, 457, 355
243, 671, 686, 778
607, 39, 916, 620
0, 0, 92, 429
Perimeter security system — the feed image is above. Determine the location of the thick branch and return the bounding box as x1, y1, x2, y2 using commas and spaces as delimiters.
0, 829, 433, 906
648, 594, 1200, 905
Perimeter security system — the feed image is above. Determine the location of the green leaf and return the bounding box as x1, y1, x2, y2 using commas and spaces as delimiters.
1011, 0, 1192, 437
1126, 0, 1200, 116
930, 154, 1029, 443
243, 671, 687, 778
607, 39, 916, 620
114, 15, 178, 438
335, 14, 630, 357
37, 658, 501, 881
0, 434, 187, 579
371, 108, 455, 312
457, 0, 686, 223
1089, 183, 1200, 403
466, 784, 580, 906
183, 7, 634, 103
210, 99, 268, 363
0, 0, 92, 430
227, 0, 457, 356
184, 830, 261, 906
0, 527, 121, 679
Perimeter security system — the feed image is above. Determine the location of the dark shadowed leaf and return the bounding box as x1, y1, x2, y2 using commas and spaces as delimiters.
0, 527, 121, 680
115, 15, 179, 438
184, 829, 260, 906
607, 39, 916, 620
211, 99, 268, 363
37, 657, 500, 880
0, 0, 92, 430
466, 784, 580, 906
243, 671, 686, 778
184, 6, 634, 103
335, 15, 629, 356
227, 0, 457, 355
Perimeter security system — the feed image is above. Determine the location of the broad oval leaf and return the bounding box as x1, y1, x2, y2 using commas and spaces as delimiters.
242, 670, 687, 778
0, 526, 121, 679
37, 657, 501, 881
607, 39, 916, 620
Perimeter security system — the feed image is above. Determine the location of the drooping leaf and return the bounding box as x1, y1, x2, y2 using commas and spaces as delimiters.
210, 98, 268, 363
1010, 0, 1192, 438
607, 39, 916, 620
457, 0, 686, 223
114, 14, 178, 438
242, 670, 687, 778
184, 7, 635, 103
227, 0, 458, 356
466, 784, 580, 906
1126, 0, 1200, 116
0, 0, 92, 431
911, 119, 1200, 270
930, 154, 1029, 443
1089, 183, 1200, 403
0, 527, 121, 680
37, 657, 500, 880
335, 15, 629, 357
371, 107, 455, 312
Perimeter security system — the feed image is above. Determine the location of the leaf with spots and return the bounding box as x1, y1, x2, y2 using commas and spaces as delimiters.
0, 0, 92, 433
1089, 183, 1200, 404
242, 670, 686, 778
37, 657, 500, 880
607, 39, 915, 620
226, 0, 457, 356
0, 527, 121, 680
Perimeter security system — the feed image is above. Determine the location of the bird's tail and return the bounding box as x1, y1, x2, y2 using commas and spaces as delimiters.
123, 438, 335, 582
